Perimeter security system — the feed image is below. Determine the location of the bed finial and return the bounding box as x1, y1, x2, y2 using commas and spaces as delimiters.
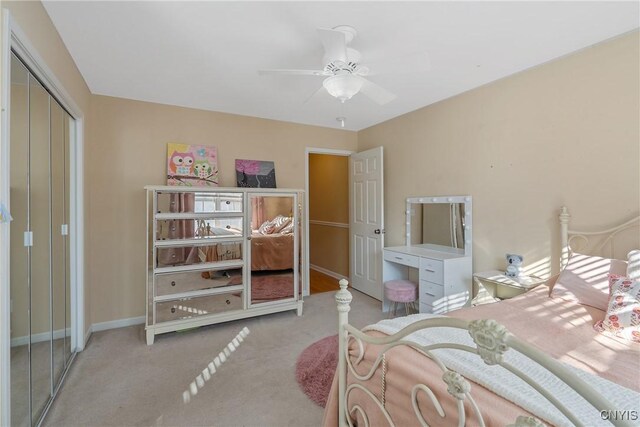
336, 279, 352, 427
336, 279, 352, 314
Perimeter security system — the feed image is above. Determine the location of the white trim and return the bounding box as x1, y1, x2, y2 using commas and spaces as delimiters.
84, 326, 92, 347
1, 10, 86, 424
304, 147, 353, 297
10, 328, 71, 348
310, 264, 348, 282
309, 220, 349, 229
91, 316, 145, 333
0, 10, 13, 427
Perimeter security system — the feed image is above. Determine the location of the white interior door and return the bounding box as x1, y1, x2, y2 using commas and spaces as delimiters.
349, 147, 384, 300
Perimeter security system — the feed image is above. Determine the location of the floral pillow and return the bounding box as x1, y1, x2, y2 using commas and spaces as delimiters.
608, 273, 626, 294
594, 277, 640, 343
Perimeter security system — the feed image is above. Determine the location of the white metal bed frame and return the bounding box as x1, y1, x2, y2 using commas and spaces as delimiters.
335, 206, 640, 427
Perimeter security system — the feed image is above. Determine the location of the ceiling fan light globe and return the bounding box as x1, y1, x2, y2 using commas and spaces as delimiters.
323, 74, 363, 102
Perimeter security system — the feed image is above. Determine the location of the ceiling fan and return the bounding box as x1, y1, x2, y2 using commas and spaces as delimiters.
258, 25, 430, 106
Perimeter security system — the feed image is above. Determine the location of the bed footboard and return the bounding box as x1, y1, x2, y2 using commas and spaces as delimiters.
335, 279, 636, 427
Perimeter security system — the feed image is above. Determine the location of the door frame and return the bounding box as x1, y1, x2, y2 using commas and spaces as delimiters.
0, 10, 86, 425
304, 147, 354, 296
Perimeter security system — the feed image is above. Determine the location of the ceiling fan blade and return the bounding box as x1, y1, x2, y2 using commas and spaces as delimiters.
317, 28, 348, 63
303, 86, 327, 105
258, 69, 326, 76
359, 52, 431, 76
357, 77, 397, 105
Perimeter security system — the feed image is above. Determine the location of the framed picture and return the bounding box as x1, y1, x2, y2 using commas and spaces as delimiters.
235, 159, 277, 188
167, 143, 219, 187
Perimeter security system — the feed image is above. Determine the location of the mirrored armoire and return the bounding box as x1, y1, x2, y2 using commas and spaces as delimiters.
145, 186, 305, 345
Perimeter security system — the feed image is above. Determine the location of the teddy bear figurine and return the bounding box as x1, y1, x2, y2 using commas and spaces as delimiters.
505, 254, 524, 277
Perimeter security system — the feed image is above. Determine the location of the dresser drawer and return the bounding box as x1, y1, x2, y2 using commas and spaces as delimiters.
155, 292, 243, 323
420, 280, 444, 300
156, 242, 243, 268
420, 258, 444, 284
156, 191, 243, 214
155, 269, 243, 297
384, 251, 420, 268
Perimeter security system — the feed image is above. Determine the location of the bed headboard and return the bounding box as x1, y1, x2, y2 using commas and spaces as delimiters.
559, 206, 640, 269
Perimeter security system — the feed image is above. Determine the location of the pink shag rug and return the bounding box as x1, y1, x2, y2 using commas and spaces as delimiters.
295, 335, 339, 407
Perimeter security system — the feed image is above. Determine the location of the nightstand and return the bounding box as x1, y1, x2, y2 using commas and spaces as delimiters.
472, 270, 545, 306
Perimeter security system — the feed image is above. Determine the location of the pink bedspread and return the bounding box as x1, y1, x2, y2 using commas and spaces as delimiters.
251, 233, 294, 271
323, 286, 640, 426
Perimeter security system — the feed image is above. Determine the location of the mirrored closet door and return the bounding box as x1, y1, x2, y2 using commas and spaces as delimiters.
9, 52, 75, 427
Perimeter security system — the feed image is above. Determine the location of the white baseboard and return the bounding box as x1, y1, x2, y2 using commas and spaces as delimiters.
310, 264, 348, 282
12, 316, 146, 348
11, 328, 71, 348
91, 316, 145, 333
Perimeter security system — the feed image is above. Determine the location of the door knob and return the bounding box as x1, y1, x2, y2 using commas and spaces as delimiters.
374, 229, 385, 234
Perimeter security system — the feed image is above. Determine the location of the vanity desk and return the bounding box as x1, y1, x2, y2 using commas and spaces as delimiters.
383, 196, 473, 314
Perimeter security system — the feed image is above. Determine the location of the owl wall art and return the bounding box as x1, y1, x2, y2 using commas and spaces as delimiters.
167, 143, 219, 187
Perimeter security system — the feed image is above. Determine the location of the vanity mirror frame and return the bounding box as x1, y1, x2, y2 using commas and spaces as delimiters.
405, 196, 473, 256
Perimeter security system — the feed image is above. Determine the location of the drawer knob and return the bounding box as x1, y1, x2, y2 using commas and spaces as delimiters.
226, 225, 231, 229
171, 281, 176, 287
226, 200, 230, 205
225, 299, 231, 305
171, 307, 176, 313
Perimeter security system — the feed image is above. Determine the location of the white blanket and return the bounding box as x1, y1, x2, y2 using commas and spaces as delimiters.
364, 314, 640, 426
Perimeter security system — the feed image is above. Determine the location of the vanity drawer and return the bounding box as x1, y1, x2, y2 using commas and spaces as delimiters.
420, 280, 444, 300
155, 292, 243, 323
155, 269, 243, 297
384, 251, 420, 268
420, 302, 447, 315
420, 258, 444, 284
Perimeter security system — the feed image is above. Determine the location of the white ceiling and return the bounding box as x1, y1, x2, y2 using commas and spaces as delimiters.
43, 1, 639, 131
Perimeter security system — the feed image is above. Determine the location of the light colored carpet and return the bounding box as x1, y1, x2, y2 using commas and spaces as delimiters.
43, 289, 385, 427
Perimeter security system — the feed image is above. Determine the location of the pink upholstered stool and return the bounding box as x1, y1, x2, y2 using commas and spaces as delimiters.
384, 280, 418, 318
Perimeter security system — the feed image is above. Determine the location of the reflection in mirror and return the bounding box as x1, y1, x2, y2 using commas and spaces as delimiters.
10, 52, 31, 427
410, 203, 466, 249
408, 197, 471, 256
157, 191, 243, 214
156, 243, 243, 268
30, 71, 52, 424
156, 219, 243, 241
249, 195, 296, 304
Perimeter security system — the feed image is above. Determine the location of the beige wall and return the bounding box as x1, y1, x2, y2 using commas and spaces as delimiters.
309, 154, 349, 277
3, 1, 92, 333
359, 31, 640, 278
87, 95, 357, 323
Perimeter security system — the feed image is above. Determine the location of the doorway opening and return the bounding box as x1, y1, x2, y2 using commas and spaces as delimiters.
305, 149, 352, 295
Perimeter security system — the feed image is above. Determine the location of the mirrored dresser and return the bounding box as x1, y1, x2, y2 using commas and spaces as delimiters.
383, 196, 473, 314
145, 186, 305, 344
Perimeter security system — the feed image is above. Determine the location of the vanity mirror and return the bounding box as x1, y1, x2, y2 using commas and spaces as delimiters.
406, 196, 472, 255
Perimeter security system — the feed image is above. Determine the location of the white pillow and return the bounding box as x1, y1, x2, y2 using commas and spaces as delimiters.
551, 253, 620, 310
627, 249, 640, 280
